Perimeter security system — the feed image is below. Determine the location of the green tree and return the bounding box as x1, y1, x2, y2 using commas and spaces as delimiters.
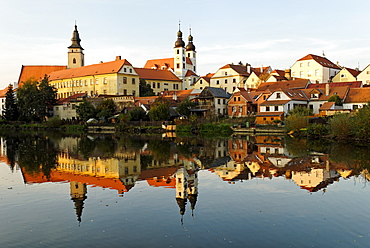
148, 97, 170, 121
139, 79, 155, 97
17, 76, 57, 122
96, 99, 116, 121
328, 94, 343, 106
76, 99, 96, 121
3, 84, 19, 121
351, 103, 370, 139
17, 79, 41, 121
328, 113, 351, 138
128, 107, 146, 121
176, 97, 195, 117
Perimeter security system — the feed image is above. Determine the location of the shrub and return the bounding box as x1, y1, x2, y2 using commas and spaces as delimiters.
46, 116, 64, 128
328, 113, 351, 138
306, 123, 329, 136
284, 114, 309, 132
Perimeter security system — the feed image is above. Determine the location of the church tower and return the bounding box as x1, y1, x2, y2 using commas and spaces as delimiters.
186, 28, 196, 74
173, 24, 186, 78
68, 24, 84, 69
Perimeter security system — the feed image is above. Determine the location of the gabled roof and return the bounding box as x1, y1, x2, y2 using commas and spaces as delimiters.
185, 70, 197, 77
56, 93, 87, 105
319, 101, 335, 110
18, 65, 67, 87
257, 79, 310, 91
306, 81, 362, 89
49, 59, 132, 81
344, 67, 361, 78
144, 57, 193, 71
301, 86, 350, 101
0, 86, 10, 98
205, 87, 232, 98
250, 66, 271, 76
297, 54, 340, 69
135, 68, 181, 82
344, 88, 370, 103
219, 64, 250, 77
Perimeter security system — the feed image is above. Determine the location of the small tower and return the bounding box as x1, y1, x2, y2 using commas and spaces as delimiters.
68, 24, 84, 69
174, 24, 186, 78
186, 28, 196, 73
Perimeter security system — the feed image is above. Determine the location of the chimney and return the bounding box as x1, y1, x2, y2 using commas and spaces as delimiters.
326, 83, 330, 96
116, 56, 121, 61
260, 65, 263, 73
246, 63, 251, 74
284, 69, 291, 81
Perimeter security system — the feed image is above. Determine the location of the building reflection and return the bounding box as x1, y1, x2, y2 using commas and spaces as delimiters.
2, 134, 369, 224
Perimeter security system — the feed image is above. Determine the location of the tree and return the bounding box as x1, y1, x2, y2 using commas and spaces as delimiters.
128, 107, 146, 121
148, 97, 170, 121
76, 99, 96, 121
139, 79, 155, 97
328, 94, 343, 106
3, 84, 19, 121
16, 76, 57, 122
176, 97, 195, 117
96, 99, 116, 121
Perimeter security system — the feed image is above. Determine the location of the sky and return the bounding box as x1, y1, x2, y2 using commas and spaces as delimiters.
1, 0, 370, 89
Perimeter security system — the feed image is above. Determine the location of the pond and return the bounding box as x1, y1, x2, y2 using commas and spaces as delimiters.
0, 132, 370, 247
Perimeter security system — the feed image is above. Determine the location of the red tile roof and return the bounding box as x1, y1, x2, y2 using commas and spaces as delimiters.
344, 88, 370, 103
297, 54, 340, 69
306, 81, 362, 89
56, 93, 87, 105
144, 57, 193, 71
48, 60, 132, 81
301, 86, 350, 101
18, 65, 67, 87
135, 68, 181, 81
345, 68, 361, 78
257, 79, 309, 91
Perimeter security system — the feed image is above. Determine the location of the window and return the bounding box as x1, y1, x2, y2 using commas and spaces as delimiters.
157, 82, 160, 88
300, 63, 303, 67
234, 97, 237, 101
90, 79, 93, 85
95, 78, 99, 85
216, 80, 219, 85
353, 105, 359, 110
218, 99, 221, 104
239, 106, 243, 113
173, 84, 178, 90
124, 89, 127, 95
200, 80, 203, 84
315, 70, 319, 76
225, 79, 228, 84
132, 78, 135, 84
300, 71, 304, 77
223, 99, 226, 104
103, 78, 107, 84
84, 80, 88, 86
266, 106, 270, 111
124, 68, 127, 72
176, 63, 180, 69
132, 90, 136, 96
275, 106, 279, 111
152, 82, 155, 88
123, 77, 127, 84
103, 90, 107, 94
129, 69, 132, 73
307, 62, 310, 67
341, 74, 346, 78
73, 58, 76, 64
233, 78, 236, 83
177, 49, 179, 54
238, 97, 240, 101
276, 93, 281, 99
187, 52, 190, 57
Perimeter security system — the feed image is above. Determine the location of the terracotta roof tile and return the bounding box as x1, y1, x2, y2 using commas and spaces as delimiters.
49, 60, 132, 81
306, 81, 362, 89
135, 68, 181, 81
344, 88, 370, 103
297, 54, 340, 69
18, 65, 67, 87
257, 79, 309, 91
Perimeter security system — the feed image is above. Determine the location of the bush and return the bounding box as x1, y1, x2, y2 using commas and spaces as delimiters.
306, 123, 329, 136
46, 116, 64, 128
328, 113, 351, 138
284, 114, 309, 132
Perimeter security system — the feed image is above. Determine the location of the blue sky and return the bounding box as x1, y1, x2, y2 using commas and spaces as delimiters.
1, 0, 370, 88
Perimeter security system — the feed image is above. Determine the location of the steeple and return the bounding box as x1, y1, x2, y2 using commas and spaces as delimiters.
68, 23, 84, 69
186, 28, 196, 52
68, 24, 84, 50
174, 23, 185, 48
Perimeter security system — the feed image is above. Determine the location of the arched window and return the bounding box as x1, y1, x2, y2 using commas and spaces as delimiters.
73, 58, 76, 64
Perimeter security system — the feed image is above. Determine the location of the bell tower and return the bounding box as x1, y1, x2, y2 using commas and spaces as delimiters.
173, 23, 186, 78
185, 28, 196, 74
68, 24, 84, 69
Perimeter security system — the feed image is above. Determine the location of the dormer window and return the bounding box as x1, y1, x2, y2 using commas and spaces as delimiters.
276, 93, 281, 99
311, 93, 319, 99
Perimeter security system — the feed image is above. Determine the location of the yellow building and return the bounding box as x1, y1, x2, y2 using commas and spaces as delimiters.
49, 56, 140, 99
331, 67, 361, 82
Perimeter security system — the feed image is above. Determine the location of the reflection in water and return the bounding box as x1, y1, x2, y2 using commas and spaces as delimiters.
1, 132, 370, 225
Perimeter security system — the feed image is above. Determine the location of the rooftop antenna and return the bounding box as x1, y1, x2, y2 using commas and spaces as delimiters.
322, 50, 326, 57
